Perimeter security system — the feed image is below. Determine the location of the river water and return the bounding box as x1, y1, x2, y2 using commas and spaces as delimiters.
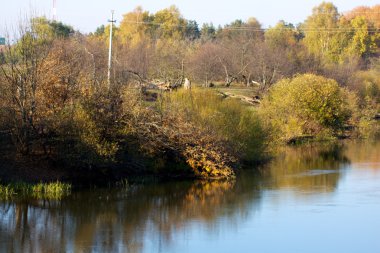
1, 141, 379, 253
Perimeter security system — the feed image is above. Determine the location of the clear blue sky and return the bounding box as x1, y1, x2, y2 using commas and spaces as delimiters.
1, 0, 379, 34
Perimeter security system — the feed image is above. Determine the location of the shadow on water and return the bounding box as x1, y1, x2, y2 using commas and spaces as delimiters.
1, 141, 379, 252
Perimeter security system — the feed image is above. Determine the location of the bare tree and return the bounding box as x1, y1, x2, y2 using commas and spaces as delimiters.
0, 22, 52, 154
188, 42, 222, 87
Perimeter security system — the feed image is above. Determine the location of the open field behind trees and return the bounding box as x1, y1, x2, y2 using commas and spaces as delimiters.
0, 2, 379, 183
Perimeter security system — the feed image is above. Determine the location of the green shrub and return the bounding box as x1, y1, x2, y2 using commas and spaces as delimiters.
355, 97, 380, 139
353, 70, 380, 106
260, 74, 356, 143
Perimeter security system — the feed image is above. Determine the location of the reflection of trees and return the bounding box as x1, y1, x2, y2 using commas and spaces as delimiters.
260, 143, 350, 192
0, 199, 73, 253
0, 178, 263, 253
344, 141, 380, 170
0, 141, 368, 253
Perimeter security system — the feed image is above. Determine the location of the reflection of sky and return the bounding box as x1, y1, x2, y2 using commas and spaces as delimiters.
160, 164, 380, 253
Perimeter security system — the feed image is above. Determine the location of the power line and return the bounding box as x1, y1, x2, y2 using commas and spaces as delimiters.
119, 20, 380, 32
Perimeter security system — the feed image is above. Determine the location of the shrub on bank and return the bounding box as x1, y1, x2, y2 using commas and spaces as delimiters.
122, 88, 267, 178
260, 74, 356, 143
350, 70, 380, 138
165, 89, 268, 163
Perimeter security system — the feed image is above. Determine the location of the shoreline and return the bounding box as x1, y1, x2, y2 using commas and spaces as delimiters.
0, 138, 378, 189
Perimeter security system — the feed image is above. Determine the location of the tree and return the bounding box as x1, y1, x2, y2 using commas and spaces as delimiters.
118, 6, 153, 45
113, 40, 153, 85
185, 20, 200, 41
248, 42, 292, 90
150, 39, 188, 83
344, 5, 380, 28
200, 23, 216, 41
303, 2, 341, 63
213, 18, 264, 86
265, 21, 297, 49
217, 18, 263, 42
0, 21, 53, 154
344, 16, 379, 59
31, 17, 74, 41
93, 25, 105, 37
188, 42, 223, 86
153, 5, 187, 40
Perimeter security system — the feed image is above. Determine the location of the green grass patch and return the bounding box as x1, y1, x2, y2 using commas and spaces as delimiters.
0, 181, 72, 200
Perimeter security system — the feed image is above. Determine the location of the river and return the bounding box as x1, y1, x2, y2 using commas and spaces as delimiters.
0, 141, 379, 253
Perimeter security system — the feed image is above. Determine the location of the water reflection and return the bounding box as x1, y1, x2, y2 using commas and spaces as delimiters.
0, 141, 379, 253
260, 143, 350, 192
0, 179, 262, 253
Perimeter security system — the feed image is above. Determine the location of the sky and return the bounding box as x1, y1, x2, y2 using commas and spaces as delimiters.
1, 0, 379, 35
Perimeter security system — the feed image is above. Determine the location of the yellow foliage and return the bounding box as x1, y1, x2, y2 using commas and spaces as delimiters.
260, 74, 356, 142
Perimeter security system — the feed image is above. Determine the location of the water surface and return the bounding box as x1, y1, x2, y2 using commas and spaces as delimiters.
1, 141, 380, 253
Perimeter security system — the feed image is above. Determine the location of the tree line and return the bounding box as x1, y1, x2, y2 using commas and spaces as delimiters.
87, 3, 380, 89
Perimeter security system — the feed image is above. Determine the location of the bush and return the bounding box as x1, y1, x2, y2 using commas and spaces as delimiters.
165, 89, 267, 163
348, 70, 380, 138
351, 70, 380, 109
122, 88, 267, 178
260, 74, 356, 143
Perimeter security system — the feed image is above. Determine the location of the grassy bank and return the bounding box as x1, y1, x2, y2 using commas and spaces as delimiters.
0, 181, 72, 200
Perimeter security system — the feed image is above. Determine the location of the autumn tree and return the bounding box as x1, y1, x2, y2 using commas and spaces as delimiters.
31, 16, 74, 41
344, 5, 380, 28
304, 2, 379, 63
117, 6, 153, 46
265, 21, 298, 49
153, 5, 187, 40
343, 16, 380, 59
303, 2, 341, 63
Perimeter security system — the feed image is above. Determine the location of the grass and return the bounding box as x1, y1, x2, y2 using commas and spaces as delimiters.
0, 181, 72, 200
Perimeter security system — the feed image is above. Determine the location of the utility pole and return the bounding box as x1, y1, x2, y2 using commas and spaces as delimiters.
107, 10, 116, 88
52, 0, 57, 21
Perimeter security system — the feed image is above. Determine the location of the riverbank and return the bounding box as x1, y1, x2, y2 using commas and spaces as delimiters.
0, 80, 378, 186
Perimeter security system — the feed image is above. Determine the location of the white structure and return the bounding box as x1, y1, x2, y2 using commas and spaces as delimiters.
52, 0, 57, 20
184, 78, 191, 90
107, 10, 116, 88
